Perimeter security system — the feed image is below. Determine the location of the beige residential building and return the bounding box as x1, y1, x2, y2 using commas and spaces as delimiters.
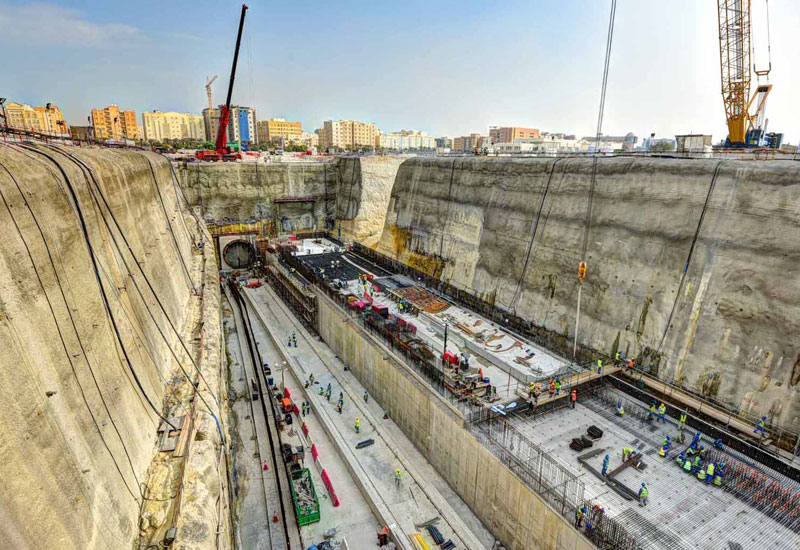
453, 134, 488, 152
142, 111, 205, 141
319, 120, 377, 150
91, 105, 139, 141
5, 101, 67, 135
489, 126, 540, 144
257, 118, 302, 143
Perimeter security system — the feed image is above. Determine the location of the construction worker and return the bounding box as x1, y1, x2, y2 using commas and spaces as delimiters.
690, 430, 702, 450
638, 483, 649, 507
705, 462, 715, 485
657, 403, 667, 423
355, 416, 360, 434
317, 386, 324, 396
395, 468, 402, 488
602, 454, 610, 476
648, 401, 656, 421
325, 387, 332, 402
305, 379, 310, 388
337, 401, 343, 414
627, 358, 635, 371
675, 451, 686, 467
549, 379, 556, 396
363, 390, 369, 403
287, 335, 292, 347
616, 402, 625, 416
529, 381, 535, 397
597, 359, 603, 374
571, 388, 577, 409
713, 438, 724, 450
574, 506, 585, 528
309, 373, 314, 385
683, 456, 693, 473
678, 410, 688, 431
754, 415, 767, 438
715, 462, 726, 486
662, 435, 671, 449
622, 447, 632, 462
292, 334, 297, 348
693, 454, 703, 473
658, 444, 669, 458
615, 351, 621, 364
554, 378, 562, 395
696, 466, 706, 482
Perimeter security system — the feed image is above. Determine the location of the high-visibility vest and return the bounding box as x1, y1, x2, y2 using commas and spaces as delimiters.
680, 413, 687, 423
396, 469, 401, 479
597, 359, 603, 368
650, 404, 656, 413
555, 381, 561, 390
571, 390, 577, 401
639, 486, 649, 498
658, 447, 666, 457
707, 463, 715, 476
756, 418, 764, 428
530, 382, 535, 391
683, 460, 692, 472
618, 404, 625, 415
658, 404, 666, 415
355, 418, 360, 428
615, 352, 620, 360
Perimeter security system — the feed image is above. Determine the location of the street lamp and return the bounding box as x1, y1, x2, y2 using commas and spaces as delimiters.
0, 98, 7, 132
281, 360, 287, 391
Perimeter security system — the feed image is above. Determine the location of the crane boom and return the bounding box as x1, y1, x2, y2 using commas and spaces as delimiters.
215, 3, 248, 152
717, 0, 752, 146
205, 75, 218, 112
717, 0, 774, 147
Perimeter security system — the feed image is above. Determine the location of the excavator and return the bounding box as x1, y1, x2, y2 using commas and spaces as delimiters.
196, 4, 248, 161
717, 0, 782, 149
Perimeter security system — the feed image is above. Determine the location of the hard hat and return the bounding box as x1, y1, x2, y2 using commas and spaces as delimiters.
641, 482, 646, 486
666, 436, 671, 440
605, 454, 610, 459
762, 415, 767, 420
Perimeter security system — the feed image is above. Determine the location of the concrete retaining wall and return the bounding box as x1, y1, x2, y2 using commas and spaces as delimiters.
376, 157, 800, 431
316, 293, 593, 550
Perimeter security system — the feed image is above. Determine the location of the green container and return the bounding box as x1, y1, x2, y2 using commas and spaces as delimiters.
289, 468, 320, 526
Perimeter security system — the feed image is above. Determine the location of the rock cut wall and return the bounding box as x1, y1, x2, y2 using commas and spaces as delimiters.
376, 157, 800, 430
0, 144, 227, 550
178, 156, 404, 244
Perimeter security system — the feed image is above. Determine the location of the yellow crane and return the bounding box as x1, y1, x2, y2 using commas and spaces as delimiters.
205, 74, 218, 112
717, 0, 777, 147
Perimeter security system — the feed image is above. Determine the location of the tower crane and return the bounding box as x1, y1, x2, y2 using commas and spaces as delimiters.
717, 0, 781, 148
196, 4, 248, 161
205, 75, 218, 113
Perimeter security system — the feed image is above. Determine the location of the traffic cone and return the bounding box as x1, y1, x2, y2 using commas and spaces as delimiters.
272, 511, 279, 523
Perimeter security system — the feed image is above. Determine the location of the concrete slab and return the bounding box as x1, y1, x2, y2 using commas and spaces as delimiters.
245, 284, 495, 549
244, 303, 382, 547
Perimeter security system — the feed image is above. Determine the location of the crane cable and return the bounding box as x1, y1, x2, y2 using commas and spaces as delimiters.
573, 0, 617, 359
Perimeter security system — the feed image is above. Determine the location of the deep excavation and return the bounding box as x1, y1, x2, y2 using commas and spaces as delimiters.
2, 145, 800, 550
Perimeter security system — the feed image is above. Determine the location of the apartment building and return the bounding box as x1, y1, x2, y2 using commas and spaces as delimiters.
319, 120, 377, 150
142, 111, 205, 141
257, 118, 302, 143
91, 104, 139, 140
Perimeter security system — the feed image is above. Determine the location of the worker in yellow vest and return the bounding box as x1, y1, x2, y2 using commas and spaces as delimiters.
395, 468, 402, 488
679, 410, 688, 431
616, 402, 625, 416
705, 462, 715, 485
355, 416, 360, 434
638, 483, 649, 507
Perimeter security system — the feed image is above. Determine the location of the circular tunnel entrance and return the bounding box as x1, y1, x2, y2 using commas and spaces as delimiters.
223, 240, 256, 269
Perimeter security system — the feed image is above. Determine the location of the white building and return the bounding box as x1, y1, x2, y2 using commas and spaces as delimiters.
378, 129, 436, 150
493, 133, 580, 155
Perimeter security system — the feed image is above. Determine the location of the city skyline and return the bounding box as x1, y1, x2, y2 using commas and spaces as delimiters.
2, 1, 798, 143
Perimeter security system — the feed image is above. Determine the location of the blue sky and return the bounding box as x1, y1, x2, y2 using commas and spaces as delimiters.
2, 0, 798, 143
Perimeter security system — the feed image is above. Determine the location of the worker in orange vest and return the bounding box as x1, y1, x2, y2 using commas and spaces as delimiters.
571, 388, 578, 408
549, 379, 556, 396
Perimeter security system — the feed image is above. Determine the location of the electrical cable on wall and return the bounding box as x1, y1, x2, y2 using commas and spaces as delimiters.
43, 145, 222, 418
0, 155, 143, 502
